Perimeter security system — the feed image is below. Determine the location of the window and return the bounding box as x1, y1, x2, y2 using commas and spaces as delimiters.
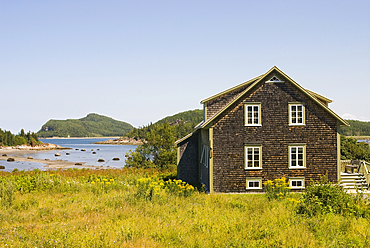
245, 103, 261, 126
289, 103, 305, 125
266, 76, 284, 83
245, 145, 262, 169
289, 144, 306, 168
246, 178, 262, 189
289, 178, 305, 189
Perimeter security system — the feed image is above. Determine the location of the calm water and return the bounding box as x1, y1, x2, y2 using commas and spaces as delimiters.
0, 138, 137, 172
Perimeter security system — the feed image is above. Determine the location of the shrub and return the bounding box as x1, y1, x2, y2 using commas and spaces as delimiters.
0, 180, 15, 206
297, 176, 370, 217
136, 177, 195, 201
263, 177, 290, 200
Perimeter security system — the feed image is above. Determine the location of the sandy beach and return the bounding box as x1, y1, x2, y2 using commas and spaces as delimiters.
0, 148, 98, 170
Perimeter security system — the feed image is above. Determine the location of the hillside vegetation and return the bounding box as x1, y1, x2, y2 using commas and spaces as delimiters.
339, 120, 370, 136
37, 113, 133, 138
124, 109, 203, 169
126, 109, 203, 140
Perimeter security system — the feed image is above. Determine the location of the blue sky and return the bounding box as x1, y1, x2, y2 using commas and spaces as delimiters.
1, 0, 369, 133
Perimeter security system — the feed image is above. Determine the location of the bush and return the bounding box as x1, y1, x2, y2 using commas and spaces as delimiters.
297, 176, 370, 217
136, 177, 195, 201
0, 180, 15, 206
263, 177, 290, 200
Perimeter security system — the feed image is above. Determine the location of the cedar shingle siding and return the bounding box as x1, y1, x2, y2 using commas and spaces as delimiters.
176, 67, 347, 193
177, 132, 199, 184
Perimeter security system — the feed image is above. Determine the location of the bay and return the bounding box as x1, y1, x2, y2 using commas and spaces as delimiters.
0, 138, 137, 172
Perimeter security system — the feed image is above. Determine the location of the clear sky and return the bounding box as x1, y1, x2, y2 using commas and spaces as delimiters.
1, 0, 369, 133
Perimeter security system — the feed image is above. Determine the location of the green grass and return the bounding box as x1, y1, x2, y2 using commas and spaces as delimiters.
1, 169, 370, 247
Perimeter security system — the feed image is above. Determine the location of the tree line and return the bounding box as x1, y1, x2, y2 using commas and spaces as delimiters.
0, 129, 41, 147
125, 109, 203, 141
339, 120, 370, 136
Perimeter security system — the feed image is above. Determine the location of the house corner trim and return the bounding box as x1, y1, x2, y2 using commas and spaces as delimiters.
209, 127, 214, 194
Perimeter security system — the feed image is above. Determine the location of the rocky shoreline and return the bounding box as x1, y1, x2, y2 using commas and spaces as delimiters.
94, 137, 144, 145
0, 143, 70, 151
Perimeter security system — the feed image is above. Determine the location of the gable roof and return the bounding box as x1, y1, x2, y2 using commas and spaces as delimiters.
200, 66, 349, 128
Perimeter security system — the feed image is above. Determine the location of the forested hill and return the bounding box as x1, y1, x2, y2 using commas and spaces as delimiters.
125, 109, 203, 140
37, 113, 133, 138
339, 120, 370, 136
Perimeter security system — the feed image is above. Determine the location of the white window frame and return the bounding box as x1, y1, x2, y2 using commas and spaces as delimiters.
244, 103, 261, 126
289, 103, 305, 126
289, 144, 306, 169
246, 178, 262, 189
245, 145, 262, 170
289, 177, 305, 189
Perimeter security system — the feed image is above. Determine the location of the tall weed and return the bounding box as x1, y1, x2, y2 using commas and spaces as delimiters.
0, 180, 15, 206
263, 177, 290, 200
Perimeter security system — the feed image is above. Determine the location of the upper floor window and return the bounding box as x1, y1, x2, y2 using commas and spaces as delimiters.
245, 145, 262, 169
245, 103, 261, 126
289, 144, 306, 169
289, 103, 305, 126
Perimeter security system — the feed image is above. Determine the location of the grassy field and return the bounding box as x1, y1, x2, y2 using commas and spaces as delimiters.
1, 169, 370, 247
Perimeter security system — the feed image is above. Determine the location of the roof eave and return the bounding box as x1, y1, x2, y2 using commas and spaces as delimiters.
200, 74, 264, 104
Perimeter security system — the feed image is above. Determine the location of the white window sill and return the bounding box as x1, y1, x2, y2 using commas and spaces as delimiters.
246, 187, 262, 190
290, 187, 305, 189
245, 124, 262, 127
245, 167, 262, 170
289, 167, 306, 169
289, 124, 305, 126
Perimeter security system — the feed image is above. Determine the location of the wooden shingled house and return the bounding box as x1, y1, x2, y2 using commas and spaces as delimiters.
175, 66, 349, 193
